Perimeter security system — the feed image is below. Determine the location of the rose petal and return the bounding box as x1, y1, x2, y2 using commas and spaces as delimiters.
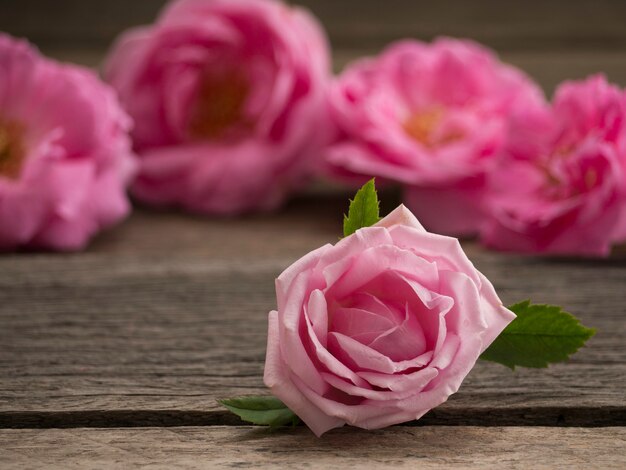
291, 373, 402, 427
276, 243, 331, 313
436, 270, 488, 337
393, 274, 453, 354
264, 311, 344, 437
279, 271, 328, 395
367, 303, 427, 361
429, 333, 461, 370
326, 244, 440, 301
389, 225, 482, 286
320, 370, 434, 401
303, 307, 370, 388
357, 366, 437, 392
375, 204, 425, 231
305, 289, 329, 346
328, 332, 432, 374
476, 272, 517, 351
330, 306, 396, 345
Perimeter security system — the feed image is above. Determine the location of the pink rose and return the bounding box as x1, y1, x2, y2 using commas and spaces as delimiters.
481, 75, 626, 256
264, 205, 515, 436
105, 0, 331, 215
0, 34, 136, 251
325, 38, 544, 236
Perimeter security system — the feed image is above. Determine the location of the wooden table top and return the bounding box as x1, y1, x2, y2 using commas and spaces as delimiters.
1, 194, 625, 468
1, 0, 626, 467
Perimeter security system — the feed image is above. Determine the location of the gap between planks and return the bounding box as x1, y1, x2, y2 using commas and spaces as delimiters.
1, 406, 625, 429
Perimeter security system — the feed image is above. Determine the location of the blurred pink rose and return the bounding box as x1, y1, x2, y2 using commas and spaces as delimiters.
264, 205, 515, 436
105, 0, 331, 215
325, 38, 544, 236
481, 75, 626, 256
0, 34, 136, 251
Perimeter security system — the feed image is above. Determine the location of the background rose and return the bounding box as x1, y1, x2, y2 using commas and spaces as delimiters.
325, 38, 544, 236
0, 34, 135, 251
264, 205, 515, 436
481, 75, 626, 256
105, 0, 331, 215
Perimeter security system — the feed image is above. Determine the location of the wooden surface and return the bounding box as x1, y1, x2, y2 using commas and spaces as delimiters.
0, 195, 625, 467
1, 0, 626, 466
1, 202, 625, 426
1, 0, 626, 93
3, 0, 626, 50
2, 427, 625, 469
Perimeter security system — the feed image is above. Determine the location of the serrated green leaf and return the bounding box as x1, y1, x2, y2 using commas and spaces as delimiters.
219, 396, 300, 427
343, 178, 381, 237
480, 300, 596, 369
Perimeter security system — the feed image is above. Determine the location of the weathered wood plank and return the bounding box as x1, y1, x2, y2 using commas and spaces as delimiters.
1, 200, 624, 428
2, 0, 626, 51
1, 426, 624, 469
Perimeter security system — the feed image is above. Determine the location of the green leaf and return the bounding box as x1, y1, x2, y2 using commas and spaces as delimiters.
219, 396, 300, 427
343, 178, 381, 237
480, 300, 596, 369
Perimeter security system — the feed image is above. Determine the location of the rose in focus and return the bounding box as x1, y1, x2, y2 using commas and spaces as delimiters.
105, 0, 331, 215
325, 38, 544, 236
264, 205, 515, 436
0, 34, 136, 251
482, 75, 626, 256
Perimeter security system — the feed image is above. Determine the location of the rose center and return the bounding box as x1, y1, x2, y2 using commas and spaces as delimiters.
542, 159, 600, 199
403, 107, 463, 147
0, 121, 25, 179
188, 71, 250, 139
584, 168, 598, 189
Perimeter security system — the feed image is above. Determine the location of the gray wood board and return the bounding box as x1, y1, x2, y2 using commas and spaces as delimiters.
1, 204, 624, 428
2, 0, 626, 51
1, 426, 625, 469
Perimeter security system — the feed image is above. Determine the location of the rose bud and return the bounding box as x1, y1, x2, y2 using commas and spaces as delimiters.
0, 34, 136, 251
481, 75, 626, 256
264, 204, 515, 436
104, 0, 332, 215
325, 38, 544, 236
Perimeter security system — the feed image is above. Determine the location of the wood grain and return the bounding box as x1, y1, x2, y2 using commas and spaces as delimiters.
2, 0, 626, 51
1, 426, 625, 469
0, 1, 624, 464
1, 201, 624, 428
